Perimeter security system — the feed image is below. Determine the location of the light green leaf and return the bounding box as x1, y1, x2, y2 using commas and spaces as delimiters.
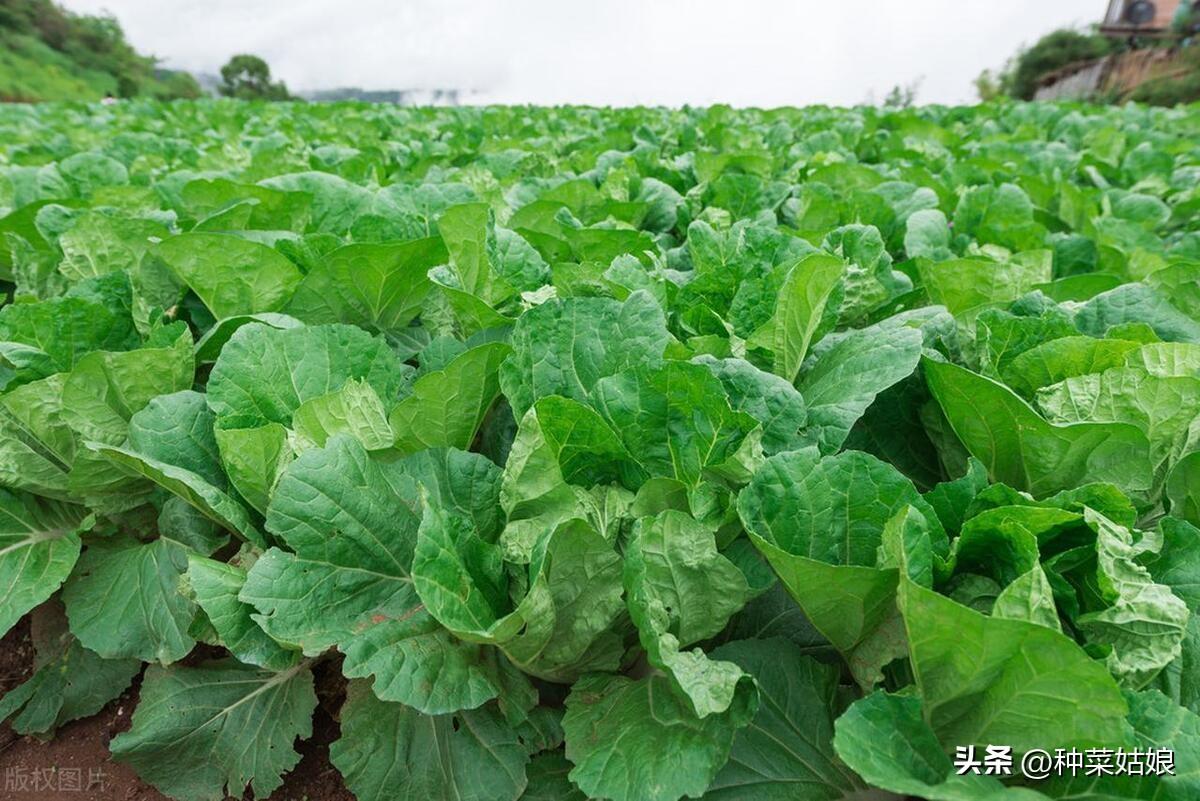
293, 377, 394, 451
624, 510, 753, 717
924, 359, 1153, 497
499, 291, 670, 418
339, 609, 516, 714
499, 396, 641, 560
1076, 509, 1189, 686
391, 342, 511, 453
694, 355, 807, 455
0, 490, 85, 638
156, 232, 303, 318
993, 566, 1062, 631
0, 375, 75, 499
593, 360, 759, 487
833, 690, 1050, 801
799, 323, 923, 453
214, 423, 293, 515
752, 252, 845, 382
1168, 452, 1200, 526
900, 577, 1129, 751
285, 238, 445, 332
1003, 336, 1142, 397
127, 390, 226, 487
919, 255, 1051, 318
1126, 342, 1200, 379
1075, 284, 1200, 344
60, 323, 194, 447
905, 208, 954, 261
90, 443, 265, 547
193, 312, 302, 364
0, 294, 137, 384
415, 506, 626, 682
1036, 366, 1200, 485
240, 437, 424, 654
739, 447, 944, 568
739, 450, 940, 687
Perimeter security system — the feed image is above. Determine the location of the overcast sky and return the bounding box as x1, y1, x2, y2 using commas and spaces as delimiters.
61, 0, 1105, 106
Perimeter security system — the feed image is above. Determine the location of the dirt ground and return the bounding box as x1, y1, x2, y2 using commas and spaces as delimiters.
0, 618, 355, 801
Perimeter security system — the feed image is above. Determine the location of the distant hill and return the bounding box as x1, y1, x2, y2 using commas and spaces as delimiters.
0, 0, 201, 102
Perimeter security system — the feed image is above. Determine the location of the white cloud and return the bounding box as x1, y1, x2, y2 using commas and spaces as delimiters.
60, 0, 1103, 105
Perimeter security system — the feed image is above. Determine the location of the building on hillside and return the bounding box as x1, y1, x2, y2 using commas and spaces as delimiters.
1101, 0, 1183, 36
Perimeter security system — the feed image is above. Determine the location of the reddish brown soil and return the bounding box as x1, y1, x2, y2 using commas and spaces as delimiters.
0, 618, 354, 801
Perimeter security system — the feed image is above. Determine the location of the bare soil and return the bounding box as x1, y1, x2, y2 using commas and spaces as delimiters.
0, 618, 355, 801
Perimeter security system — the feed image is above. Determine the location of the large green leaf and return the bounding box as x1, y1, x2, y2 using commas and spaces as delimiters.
60, 323, 194, 448
414, 505, 626, 682
1169, 452, 1200, 527
499, 291, 671, 417
0, 294, 137, 385
285, 238, 445, 332
240, 436, 424, 654
739, 455, 936, 688
899, 576, 1129, 751
62, 535, 195, 664
156, 232, 304, 318
1075, 509, 1189, 685
833, 690, 1049, 801
694, 355, 807, 456
705, 638, 865, 801
751, 252, 845, 382
0, 490, 85, 638
562, 672, 756, 801
593, 360, 760, 487
330, 681, 529, 801
925, 359, 1153, 497
799, 322, 924, 453
292, 378, 395, 451
623, 510, 753, 717
391, 342, 511, 453
90, 443, 265, 547
127, 390, 226, 487
0, 375, 76, 499
187, 555, 299, 671
110, 659, 316, 801
214, 423, 292, 514
206, 322, 405, 428
1037, 366, 1200, 485
918, 255, 1051, 318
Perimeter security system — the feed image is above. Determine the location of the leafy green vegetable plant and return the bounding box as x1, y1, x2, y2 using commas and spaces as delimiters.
1, 98, 1200, 801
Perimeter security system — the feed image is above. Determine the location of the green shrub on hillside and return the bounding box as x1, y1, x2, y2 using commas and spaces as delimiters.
1006, 28, 1115, 100
0, 0, 201, 101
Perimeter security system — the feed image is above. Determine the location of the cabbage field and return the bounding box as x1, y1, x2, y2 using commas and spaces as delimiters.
1, 99, 1199, 801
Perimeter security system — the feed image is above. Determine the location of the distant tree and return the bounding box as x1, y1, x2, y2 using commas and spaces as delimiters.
973, 69, 1005, 102
152, 69, 203, 100
883, 78, 922, 109
218, 54, 292, 101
